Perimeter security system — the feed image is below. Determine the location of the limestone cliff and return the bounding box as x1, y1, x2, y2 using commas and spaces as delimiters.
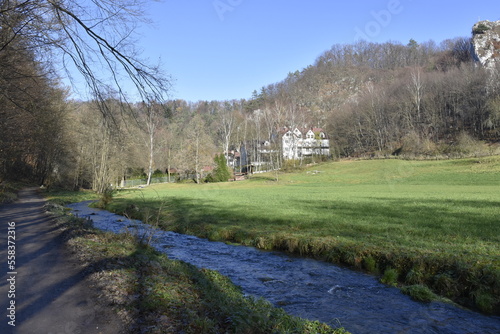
472, 20, 500, 69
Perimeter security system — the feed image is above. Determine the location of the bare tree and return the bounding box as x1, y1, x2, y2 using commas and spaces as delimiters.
1, 0, 170, 115
135, 102, 165, 185
218, 101, 235, 164
71, 100, 127, 193
408, 67, 424, 126
182, 114, 215, 183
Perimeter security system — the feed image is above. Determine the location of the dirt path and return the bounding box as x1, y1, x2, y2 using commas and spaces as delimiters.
0, 188, 127, 334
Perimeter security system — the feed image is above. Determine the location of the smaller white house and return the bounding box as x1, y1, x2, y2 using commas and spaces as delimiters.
282, 127, 330, 160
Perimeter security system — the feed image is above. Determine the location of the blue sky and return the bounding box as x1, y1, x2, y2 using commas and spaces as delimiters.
130, 1, 500, 101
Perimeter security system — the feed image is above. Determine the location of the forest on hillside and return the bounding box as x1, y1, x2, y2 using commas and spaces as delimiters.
1, 0, 500, 191
252, 38, 500, 157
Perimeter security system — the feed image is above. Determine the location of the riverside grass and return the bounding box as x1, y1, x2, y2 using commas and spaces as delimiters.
104, 156, 500, 314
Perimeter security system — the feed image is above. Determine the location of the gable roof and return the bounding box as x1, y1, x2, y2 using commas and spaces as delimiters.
280, 126, 329, 139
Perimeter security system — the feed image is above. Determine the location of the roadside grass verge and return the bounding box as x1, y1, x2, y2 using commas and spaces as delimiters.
46, 203, 348, 334
0, 181, 25, 204
44, 188, 98, 205
105, 157, 500, 314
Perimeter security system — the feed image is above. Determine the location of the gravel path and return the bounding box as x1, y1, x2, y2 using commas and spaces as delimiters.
0, 188, 127, 334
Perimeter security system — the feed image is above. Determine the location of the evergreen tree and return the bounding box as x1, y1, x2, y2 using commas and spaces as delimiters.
206, 154, 231, 182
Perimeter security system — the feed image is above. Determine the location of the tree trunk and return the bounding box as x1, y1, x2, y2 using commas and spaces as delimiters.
147, 131, 154, 186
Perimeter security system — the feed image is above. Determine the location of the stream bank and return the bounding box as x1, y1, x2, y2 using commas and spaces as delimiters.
68, 201, 500, 334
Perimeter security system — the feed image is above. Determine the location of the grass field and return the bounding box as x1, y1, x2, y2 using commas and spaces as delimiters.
100, 157, 499, 313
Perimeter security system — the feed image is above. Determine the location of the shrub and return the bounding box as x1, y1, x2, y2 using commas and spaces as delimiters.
474, 291, 495, 313
363, 256, 378, 273
405, 266, 425, 285
432, 273, 457, 298
402, 285, 437, 303
152, 169, 165, 177
96, 187, 114, 209
445, 132, 486, 157
473, 23, 490, 34
381, 268, 399, 286
400, 132, 438, 157
0, 182, 20, 204
126, 167, 147, 179
281, 159, 304, 172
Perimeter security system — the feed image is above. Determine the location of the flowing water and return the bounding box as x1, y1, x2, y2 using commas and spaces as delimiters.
67, 201, 500, 334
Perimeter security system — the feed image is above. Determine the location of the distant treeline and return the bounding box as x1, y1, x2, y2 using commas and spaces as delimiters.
3, 34, 499, 190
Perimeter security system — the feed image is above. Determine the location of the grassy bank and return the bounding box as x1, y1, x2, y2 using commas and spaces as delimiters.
45, 202, 348, 333
99, 157, 500, 314
46, 188, 99, 204
0, 181, 24, 203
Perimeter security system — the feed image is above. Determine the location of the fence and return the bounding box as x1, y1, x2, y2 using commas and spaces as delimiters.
121, 176, 171, 188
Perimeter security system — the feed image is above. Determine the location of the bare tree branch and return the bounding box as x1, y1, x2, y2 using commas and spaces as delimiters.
1, 0, 171, 114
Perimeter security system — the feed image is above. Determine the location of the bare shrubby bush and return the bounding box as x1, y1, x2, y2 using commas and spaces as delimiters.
95, 187, 114, 209
445, 132, 488, 158
400, 132, 439, 158
396, 131, 493, 159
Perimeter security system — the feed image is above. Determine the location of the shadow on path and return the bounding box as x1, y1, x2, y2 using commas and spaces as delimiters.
0, 188, 127, 334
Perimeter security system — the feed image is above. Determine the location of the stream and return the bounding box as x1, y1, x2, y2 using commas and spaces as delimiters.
67, 201, 500, 334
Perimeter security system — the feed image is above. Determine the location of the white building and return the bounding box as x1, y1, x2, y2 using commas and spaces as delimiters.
282, 127, 330, 160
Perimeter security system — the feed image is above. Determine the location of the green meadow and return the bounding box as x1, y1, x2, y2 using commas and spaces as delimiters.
107, 157, 500, 313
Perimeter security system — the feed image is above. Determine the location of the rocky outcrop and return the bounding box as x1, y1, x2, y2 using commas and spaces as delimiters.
472, 20, 500, 69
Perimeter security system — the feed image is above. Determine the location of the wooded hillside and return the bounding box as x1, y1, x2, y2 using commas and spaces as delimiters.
250, 38, 500, 157
2, 6, 499, 189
